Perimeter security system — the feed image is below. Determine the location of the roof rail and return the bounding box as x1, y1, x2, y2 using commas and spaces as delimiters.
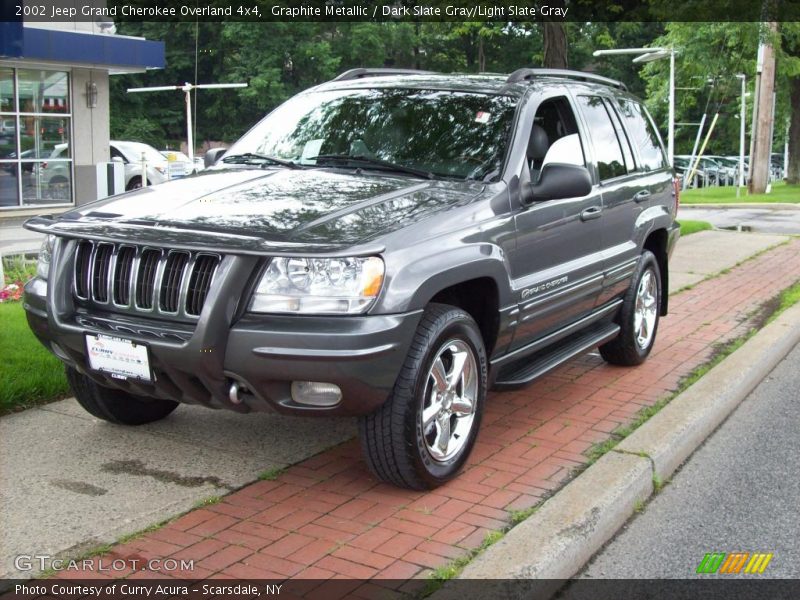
506, 68, 627, 91
332, 68, 436, 82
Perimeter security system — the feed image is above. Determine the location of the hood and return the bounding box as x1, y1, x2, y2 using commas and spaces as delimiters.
32, 168, 484, 253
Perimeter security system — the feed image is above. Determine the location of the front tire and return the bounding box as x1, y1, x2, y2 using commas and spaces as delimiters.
600, 250, 661, 366
66, 367, 179, 425
359, 304, 487, 490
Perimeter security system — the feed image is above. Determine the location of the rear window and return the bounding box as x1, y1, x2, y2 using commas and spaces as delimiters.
616, 99, 667, 172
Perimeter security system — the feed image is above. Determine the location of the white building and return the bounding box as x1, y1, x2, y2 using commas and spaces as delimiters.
0, 15, 164, 219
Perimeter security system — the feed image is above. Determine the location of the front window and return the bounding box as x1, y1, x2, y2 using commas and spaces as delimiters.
0, 68, 72, 208
226, 88, 517, 180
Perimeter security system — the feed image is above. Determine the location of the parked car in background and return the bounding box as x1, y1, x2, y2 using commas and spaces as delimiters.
674, 155, 707, 187
160, 150, 197, 177
705, 155, 738, 185
770, 153, 785, 180
110, 140, 170, 190
37, 143, 71, 200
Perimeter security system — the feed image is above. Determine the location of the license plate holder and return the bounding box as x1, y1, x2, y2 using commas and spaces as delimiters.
85, 334, 152, 383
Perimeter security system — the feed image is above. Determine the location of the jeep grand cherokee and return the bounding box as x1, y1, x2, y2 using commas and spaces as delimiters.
24, 68, 679, 489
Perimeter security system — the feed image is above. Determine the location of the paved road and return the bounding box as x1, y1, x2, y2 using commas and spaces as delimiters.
679, 206, 800, 235
581, 341, 800, 579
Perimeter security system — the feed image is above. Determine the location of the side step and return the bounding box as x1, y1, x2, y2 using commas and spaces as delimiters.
493, 322, 620, 390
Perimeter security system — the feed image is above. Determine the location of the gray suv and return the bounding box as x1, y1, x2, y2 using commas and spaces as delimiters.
24, 68, 679, 490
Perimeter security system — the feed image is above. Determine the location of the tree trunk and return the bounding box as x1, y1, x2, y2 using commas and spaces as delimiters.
543, 22, 568, 69
788, 76, 800, 184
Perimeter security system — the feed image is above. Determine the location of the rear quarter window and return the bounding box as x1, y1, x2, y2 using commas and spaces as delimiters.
617, 98, 667, 171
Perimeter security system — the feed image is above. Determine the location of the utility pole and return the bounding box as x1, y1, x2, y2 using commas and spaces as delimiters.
749, 22, 778, 194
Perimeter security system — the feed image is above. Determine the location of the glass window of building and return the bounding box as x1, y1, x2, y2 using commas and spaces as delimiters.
0, 68, 72, 208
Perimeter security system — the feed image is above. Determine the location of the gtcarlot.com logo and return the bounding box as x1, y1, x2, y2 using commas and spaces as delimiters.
696, 552, 773, 574
15, 554, 194, 573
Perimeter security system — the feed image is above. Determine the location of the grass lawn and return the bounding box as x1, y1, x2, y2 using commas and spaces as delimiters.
0, 301, 70, 414
681, 181, 800, 204
679, 220, 713, 236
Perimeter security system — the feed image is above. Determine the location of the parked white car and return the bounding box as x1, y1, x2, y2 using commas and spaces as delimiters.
160, 150, 196, 178
110, 140, 170, 190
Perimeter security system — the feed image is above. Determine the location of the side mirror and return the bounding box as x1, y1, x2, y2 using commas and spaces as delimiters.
528, 163, 592, 202
204, 147, 227, 168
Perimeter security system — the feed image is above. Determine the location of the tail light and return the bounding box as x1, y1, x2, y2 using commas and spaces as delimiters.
672, 176, 680, 214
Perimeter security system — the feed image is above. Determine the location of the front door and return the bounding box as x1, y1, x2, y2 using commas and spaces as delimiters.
507, 94, 605, 351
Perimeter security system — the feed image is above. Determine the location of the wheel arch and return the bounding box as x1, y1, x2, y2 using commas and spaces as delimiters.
643, 228, 669, 315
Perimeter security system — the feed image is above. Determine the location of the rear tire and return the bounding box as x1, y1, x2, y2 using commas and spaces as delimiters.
599, 250, 661, 366
66, 367, 179, 425
359, 303, 487, 489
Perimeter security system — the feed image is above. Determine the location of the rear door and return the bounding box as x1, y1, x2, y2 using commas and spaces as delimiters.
595, 97, 672, 305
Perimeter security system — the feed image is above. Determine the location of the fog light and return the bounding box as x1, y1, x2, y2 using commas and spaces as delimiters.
290, 381, 342, 407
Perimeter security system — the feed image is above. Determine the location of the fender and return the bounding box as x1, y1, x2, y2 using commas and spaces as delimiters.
375, 243, 513, 314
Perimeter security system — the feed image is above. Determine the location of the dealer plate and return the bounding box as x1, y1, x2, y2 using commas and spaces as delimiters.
85, 334, 152, 382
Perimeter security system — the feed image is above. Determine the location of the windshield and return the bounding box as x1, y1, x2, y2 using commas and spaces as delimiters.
226, 88, 517, 180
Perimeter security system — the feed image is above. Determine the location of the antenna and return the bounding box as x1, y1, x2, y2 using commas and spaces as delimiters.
127, 82, 248, 163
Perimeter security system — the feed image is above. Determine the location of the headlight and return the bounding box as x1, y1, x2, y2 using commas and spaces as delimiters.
249, 256, 384, 314
36, 235, 55, 279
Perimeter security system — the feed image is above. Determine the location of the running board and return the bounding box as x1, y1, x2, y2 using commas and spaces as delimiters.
493, 322, 620, 390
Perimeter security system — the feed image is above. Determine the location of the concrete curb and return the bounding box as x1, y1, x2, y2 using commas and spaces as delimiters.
681, 203, 800, 210
436, 300, 800, 592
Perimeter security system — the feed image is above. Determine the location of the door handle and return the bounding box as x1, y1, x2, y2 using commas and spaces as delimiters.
580, 206, 602, 221
633, 190, 651, 203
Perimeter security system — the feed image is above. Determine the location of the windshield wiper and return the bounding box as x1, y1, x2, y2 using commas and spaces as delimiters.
308, 154, 435, 180
221, 152, 303, 170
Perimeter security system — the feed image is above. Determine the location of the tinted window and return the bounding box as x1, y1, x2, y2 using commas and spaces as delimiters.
603, 99, 635, 172
577, 95, 626, 181
617, 98, 667, 171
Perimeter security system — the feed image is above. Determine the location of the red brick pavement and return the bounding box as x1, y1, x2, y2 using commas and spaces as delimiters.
69, 239, 800, 589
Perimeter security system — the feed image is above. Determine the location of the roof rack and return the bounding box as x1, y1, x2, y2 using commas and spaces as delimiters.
332, 68, 436, 82
506, 68, 627, 91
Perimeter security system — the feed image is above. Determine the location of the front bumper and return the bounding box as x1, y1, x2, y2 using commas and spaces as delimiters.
24, 239, 421, 416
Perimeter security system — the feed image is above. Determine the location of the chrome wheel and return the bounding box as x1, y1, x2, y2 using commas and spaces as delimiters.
421, 339, 478, 462
634, 268, 658, 349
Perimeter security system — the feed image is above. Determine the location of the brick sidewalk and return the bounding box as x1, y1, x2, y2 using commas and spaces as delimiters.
68, 239, 800, 591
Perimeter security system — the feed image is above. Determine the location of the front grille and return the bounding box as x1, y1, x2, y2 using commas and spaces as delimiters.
73, 241, 220, 319
160, 252, 190, 313
186, 254, 218, 316
136, 249, 160, 309
113, 246, 135, 305
74, 241, 92, 299
91, 244, 113, 302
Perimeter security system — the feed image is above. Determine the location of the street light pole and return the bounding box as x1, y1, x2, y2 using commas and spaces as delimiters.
736, 74, 746, 196
594, 47, 675, 166
127, 82, 248, 163
668, 48, 675, 165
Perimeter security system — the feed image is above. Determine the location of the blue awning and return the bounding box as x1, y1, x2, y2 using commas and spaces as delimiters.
0, 22, 165, 71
